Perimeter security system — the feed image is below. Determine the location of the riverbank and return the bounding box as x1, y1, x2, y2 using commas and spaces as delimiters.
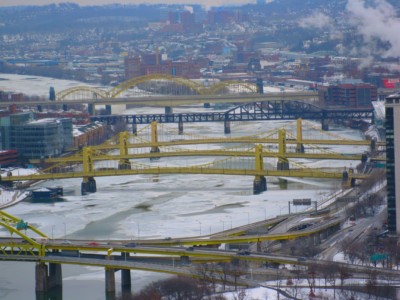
0, 167, 39, 209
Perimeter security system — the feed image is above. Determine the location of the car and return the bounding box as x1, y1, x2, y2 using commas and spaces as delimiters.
125, 242, 137, 247
187, 246, 194, 251
297, 257, 307, 262
237, 250, 250, 256
61, 240, 71, 245
88, 241, 100, 246
164, 237, 172, 240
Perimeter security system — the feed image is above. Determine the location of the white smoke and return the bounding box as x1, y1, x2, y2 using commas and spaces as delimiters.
299, 11, 333, 29
346, 0, 400, 59
183, 5, 194, 14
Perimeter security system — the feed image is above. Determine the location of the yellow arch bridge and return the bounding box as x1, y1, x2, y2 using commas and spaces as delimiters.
0, 75, 318, 115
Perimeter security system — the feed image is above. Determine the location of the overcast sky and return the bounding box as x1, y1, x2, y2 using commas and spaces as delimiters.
0, 0, 257, 7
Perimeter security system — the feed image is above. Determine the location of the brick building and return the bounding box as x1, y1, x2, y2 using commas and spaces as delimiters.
318, 82, 377, 108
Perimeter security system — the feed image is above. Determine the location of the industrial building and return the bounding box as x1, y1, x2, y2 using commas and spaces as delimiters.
385, 93, 400, 233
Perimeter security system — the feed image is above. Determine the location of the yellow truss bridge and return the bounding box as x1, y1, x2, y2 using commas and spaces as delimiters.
49, 74, 318, 107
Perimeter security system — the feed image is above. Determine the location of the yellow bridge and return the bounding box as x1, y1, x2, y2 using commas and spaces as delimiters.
0, 74, 318, 112
2, 119, 382, 195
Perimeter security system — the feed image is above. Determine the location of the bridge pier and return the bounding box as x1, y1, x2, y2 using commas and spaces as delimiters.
178, 121, 183, 135
253, 176, 267, 194
88, 104, 95, 115
131, 123, 137, 136
296, 118, 305, 153
178, 113, 184, 134
121, 269, 131, 291
277, 158, 289, 189
120, 252, 131, 291
224, 119, 231, 134
342, 168, 356, 189
48, 263, 62, 289
105, 267, 116, 294
105, 105, 112, 115
150, 146, 161, 160
296, 144, 305, 153
81, 177, 97, 195
321, 119, 329, 131
35, 263, 48, 292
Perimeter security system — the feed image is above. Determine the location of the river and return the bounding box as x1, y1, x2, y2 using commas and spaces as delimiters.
0, 74, 367, 300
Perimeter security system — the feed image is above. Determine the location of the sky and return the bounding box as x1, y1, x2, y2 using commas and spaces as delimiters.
0, 0, 257, 7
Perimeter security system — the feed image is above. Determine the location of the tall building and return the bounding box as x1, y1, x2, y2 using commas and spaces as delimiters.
385, 93, 400, 233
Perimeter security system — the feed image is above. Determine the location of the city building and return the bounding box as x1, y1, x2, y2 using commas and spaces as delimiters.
124, 54, 203, 79
0, 112, 73, 159
318, 81, 377, 108
385, 93, 400, 233
73, 121, 108, 150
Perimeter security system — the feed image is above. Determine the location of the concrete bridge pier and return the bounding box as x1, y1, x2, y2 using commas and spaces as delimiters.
88, 104, 95, 115
48, 263, 62, 289
178, 121, 184, 135
120, 252, 131, 291
35, 262, 48, 292
81, 176, 97, 195
178, 114, 184, 135
342, 168, 355, 189
296, 143, 305, 153
277, 159, 289, 189
224, 119, 231, 134
253, 176, 267, 194
131, 123, 137, 136
105, 267, 116, 294
105, 104, 112, 115
121, 269, 131, 291
150, 146, 161, 160
321, 118, 329, 131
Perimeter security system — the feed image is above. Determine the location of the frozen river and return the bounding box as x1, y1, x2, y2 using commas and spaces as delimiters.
0, 74, 368, 299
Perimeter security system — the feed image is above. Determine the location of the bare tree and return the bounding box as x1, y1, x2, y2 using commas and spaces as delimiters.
337, 265, 352, 289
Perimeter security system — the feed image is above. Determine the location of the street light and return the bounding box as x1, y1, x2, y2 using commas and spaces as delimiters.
220, 220, 225, 231
245, 212, 250, 225
51, 225, 55, 240
196, 220, 202, 236
133, 222, 140, 240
